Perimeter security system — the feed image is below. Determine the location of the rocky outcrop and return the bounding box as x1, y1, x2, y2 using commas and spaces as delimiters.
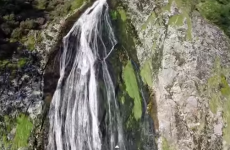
1, 0, 230, 149
118, 0, 230, 149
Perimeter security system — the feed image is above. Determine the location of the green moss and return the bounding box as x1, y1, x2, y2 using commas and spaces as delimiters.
11, 114, 33, 149
0, 114, 33, 150
0, 60, 10, 68
18, 58, 28, 68
207, 75, 221, 114
223, 98, 230, 144
169, 14, 184, 26
219, 76, 230, 144
27, 35, 36, 51
126, 115, 135, 129
71, 0, 85, 11
162, 137, 171, 150
140, 60, 153, 87
123, 61, 142, 120
220, 76, 230, 97
114, 6, 139, 64
166, 0, 193, 40
186, 16, 192, 41
110, 10, 118, 20
209, 92, 220, 114
117, 8, 127, 22
0, 58, 27, 70
206, 59, 230, 145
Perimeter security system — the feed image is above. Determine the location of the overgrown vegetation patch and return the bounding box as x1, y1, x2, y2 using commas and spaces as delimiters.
122, 61, 142, 120
1, 114, 33, 150
197, 0, 230, 37
206, 59, 230, 146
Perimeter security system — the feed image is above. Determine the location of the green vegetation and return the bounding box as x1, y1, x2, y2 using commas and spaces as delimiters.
1, 114, 33, 150
12, 114, 33, 149
206, 59, 230, 145
0, 60, 10, 68
168, 14, 184, 26
163, 0, 193, 40
26, 35, 36, 51
123, 61, 142, 120
71, 0, 85, 11
162, 0, 173, 12
162, 137, 175, 150
0, 57, 28, 71
110, 10, 118, 20
117, 8, 127, 22
197, 0, 230, 37
114, 6, 139, 63
18, 58, 28, 68
140, 60, 153, 87
0, 0, 86, 63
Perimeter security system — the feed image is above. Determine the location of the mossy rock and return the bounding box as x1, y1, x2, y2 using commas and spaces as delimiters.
0, 114, 33, 150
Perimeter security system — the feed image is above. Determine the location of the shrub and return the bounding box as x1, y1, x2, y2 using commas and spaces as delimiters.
198, 0, 230, 37
11, 28, 23, 39
20, 19, 37, 29
3, 14, 15, 21
35, 0, 47, 9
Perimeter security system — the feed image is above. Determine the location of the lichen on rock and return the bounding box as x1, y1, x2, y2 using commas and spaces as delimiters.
118, 0, 230, 149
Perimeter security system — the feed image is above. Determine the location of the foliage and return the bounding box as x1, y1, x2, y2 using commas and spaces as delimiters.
35, 0, 47, 9
197, 0, 230, 37
71, 0, 85, 11
110, 10, 118, 20
20, 20, 37, 29
206, 59, 230, 145
11, 28, 23, 39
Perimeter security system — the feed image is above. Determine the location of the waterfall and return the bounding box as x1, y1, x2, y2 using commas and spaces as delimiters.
47, 0, 126, 150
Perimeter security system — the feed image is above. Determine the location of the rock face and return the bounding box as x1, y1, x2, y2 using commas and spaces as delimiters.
119, 0, 230, 149
1, 0, 230, 149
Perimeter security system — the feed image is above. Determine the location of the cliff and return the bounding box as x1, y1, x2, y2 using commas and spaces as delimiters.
1, 0, 230, 149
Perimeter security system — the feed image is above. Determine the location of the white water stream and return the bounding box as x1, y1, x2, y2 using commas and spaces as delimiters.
47, 0, 126, 150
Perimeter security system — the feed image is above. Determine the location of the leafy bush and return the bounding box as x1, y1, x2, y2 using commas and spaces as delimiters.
20, 19, 37, 29
3, 14, 15, 21
198, 0, 230, 36
35, 0, 48, 9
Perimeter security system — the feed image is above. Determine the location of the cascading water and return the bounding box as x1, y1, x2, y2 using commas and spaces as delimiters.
47, 0, 126, 150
